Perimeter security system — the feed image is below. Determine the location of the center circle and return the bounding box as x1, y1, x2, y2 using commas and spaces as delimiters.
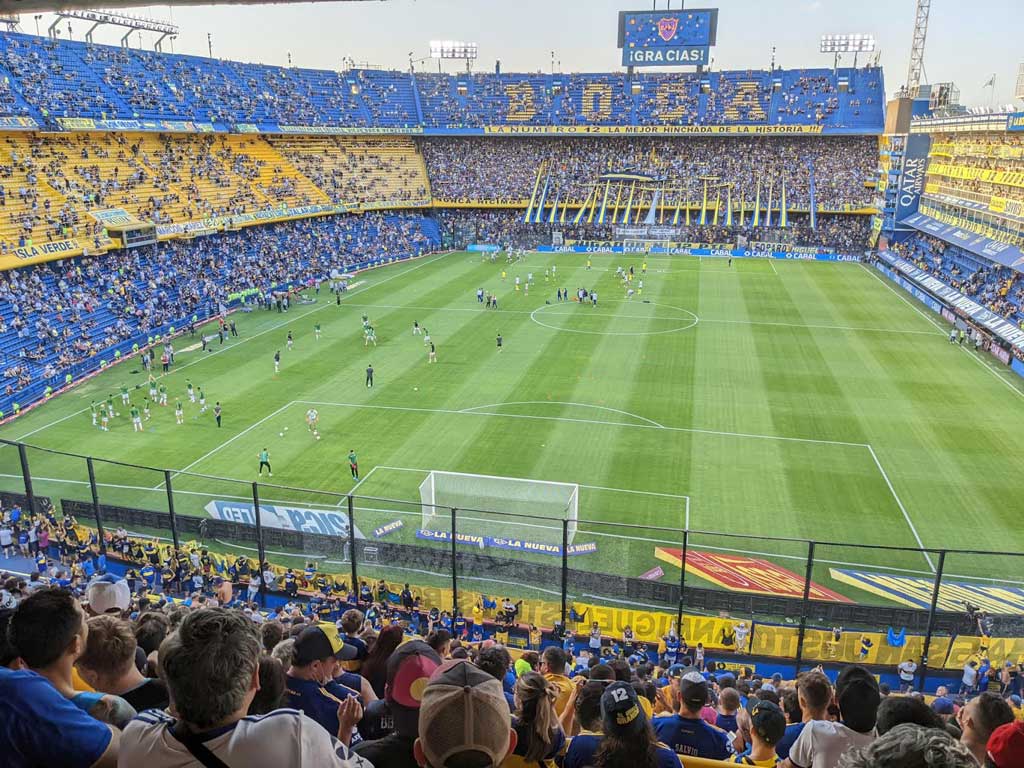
529, 301, 700, 336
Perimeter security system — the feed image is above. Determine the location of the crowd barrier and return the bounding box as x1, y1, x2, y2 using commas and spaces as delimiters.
0, 438, 1017, 692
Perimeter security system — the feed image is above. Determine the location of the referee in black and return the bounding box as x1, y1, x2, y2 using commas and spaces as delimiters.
365, 364, 374, 388
214, 402, 222, 428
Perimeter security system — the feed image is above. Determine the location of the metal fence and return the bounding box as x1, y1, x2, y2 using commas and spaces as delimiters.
0, 437, 1017, 690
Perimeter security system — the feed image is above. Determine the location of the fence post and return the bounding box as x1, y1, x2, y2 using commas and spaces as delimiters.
451, 507, 458, 615
794, 541, 816, 669
252, 482, 267, 605
86, 458, 105, 553
676, 529, 688, 633
919, 550, 946, 693
347, 495, 358, 594
17, 443, 37, 516
163, 470, 180, 550
561, 519, 569, 626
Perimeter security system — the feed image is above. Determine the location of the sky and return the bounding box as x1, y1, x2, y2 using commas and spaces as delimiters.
28, 0, 1024, 108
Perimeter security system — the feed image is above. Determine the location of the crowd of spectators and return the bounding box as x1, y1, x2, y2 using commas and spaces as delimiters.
890, 234, 1024, 325
436, 209, 871, 254
421, 137, 878, 211
0, 212, 438, 410
272, 136, 429, 207
0, 30, 883, 131
2, 542, 1023, 768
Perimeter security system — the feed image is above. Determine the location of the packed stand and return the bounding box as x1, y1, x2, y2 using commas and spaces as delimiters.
890, 234, 1024, 325
270, 136, 430, 208
0, 212, 439, 415
2, 511, 1023, 768
437, 209, 871, 254
422, 137, 878, 211
0, 30, 884, 131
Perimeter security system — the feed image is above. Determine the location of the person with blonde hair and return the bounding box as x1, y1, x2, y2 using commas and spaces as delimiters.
503, 671, 565, 768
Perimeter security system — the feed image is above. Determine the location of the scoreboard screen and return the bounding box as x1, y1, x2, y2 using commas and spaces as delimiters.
618, 9, 718, 67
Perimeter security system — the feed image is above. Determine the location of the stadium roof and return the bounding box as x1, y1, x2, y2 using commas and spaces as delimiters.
0, 0, 381, 14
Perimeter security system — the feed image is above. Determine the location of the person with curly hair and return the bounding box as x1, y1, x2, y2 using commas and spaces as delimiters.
838, 723, 977, 768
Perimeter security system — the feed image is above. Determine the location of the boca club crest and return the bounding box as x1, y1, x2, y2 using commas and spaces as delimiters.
657, 16, 679, 42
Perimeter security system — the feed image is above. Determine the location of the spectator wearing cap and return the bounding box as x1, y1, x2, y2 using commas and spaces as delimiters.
838, 723, 976, 768
784, 665, 879, 768
730, 699, 786, 766
564, 680, 680, 768
120, 607, 367, 766
987, 720, 1024, 768
541, 647, 574, 716
414, 658, 516, 768
85, 574, 131, 617
958, 691, 1014, 765
774, 670, 830, 760
0, 587, 120, 767
505, 671, 565, 768
285, 622, 364, 745
353, 639, 440, 768
651, 667, 732, 760
75, 615, 169, 712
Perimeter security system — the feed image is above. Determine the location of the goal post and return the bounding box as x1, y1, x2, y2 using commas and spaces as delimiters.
418, 470, 579, 546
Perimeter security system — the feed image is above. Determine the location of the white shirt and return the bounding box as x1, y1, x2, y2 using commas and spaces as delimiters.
119, 709, 370, 768
788, 719, 875, 768
0, 527, 12, 546
898, 661, 917, 681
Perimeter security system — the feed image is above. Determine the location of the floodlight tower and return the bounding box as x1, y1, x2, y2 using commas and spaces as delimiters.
906, 0, 931, 96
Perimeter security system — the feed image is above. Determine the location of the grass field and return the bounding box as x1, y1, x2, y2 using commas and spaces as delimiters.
2, 250, 1024, 614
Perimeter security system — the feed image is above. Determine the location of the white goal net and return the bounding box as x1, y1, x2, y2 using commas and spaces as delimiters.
418, 470, 579, 546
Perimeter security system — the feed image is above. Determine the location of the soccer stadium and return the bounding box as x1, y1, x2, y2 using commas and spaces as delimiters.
0, 0, 1023, 765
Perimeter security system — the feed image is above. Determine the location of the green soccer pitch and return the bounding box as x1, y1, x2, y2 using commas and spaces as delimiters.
2, 250, 1024, 609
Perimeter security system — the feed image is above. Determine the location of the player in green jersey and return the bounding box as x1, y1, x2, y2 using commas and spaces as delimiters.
90, 401, 98, 427
175, 399, 184, 425
130, 405, 143, 432
119, 384, 130, 406
258, 449, 272, 477
158, 384, 168, 406
186, 379, 195, 403
314, 322, 321, 340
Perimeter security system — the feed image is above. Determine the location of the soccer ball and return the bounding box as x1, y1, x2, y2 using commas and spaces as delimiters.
284, 426, 289, 431
316, 435, 321, 441
279, 432, 284, 437
414, 387, 418, 391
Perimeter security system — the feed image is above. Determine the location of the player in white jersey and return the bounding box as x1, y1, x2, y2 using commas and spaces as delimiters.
306, 408, 320, 436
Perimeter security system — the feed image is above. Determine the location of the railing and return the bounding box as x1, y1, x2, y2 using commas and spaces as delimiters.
0, 437, 1016, 691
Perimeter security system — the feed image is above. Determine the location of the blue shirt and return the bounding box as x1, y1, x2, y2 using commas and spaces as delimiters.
716, 712, 739, 734
564, 733, 681, 768
285, 675, 360, 744
0, 668, 112, 768
652, 714, 731, 760
773, 722, 806, 761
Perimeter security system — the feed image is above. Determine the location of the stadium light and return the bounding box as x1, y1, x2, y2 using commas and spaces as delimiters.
819, 34, 875, 70
429, 40, 478, 60
819, 34, 876, 53
429, 40, 477, 73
